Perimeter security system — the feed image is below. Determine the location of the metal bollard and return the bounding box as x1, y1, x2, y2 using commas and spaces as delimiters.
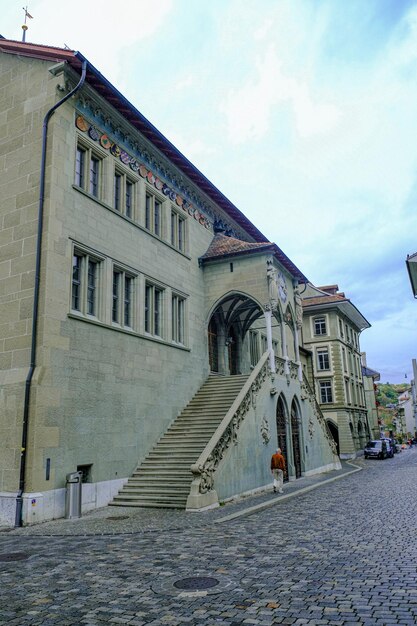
65, 471, 83, 519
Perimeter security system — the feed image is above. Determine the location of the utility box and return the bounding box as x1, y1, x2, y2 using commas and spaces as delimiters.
65, 471, 82, 519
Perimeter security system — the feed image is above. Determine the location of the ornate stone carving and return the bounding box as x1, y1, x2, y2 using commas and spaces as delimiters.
261, 417, 270, 444
294, 284, 303, 329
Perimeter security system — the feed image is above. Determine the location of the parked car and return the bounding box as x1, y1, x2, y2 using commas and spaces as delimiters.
364, 440, 387, 459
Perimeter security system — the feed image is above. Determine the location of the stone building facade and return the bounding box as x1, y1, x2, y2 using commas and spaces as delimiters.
0, 39, 340, 526
301, 284, 371, 458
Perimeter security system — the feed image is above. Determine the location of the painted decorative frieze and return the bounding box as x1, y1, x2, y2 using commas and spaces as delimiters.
74, 104, 244, 238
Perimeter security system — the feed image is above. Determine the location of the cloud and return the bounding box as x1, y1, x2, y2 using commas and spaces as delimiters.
219, 43, 341, 144
10, 0, 173, 88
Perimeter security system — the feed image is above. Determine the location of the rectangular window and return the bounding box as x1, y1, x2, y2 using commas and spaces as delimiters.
72, 254, 82, 311
171, 210, 186, 251
87, 259, 97, 315
89, 156, 99, 197
125, 180, 133, 219
112, 269, 134, 328
145, 192, 162, 236
114, 172, 122, 211
317, 348, 330, 371
172, 294, 185, 344
114, 169, 136, 218
75, 147, 85, 188
145, 283, 163, 337
342, 347, 347, 373
314, 317, 326, 335
339, 319, 344, 338
71, 249, 102, 318
319, 380, 333, 404
345, 379, 351, 404
75, 141, 102, 199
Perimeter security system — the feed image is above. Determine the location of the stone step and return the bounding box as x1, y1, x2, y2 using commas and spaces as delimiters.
113, 493, 187, 504
123, 485, 190, 494
110, 501, 184, 509
126, 478, 192, 487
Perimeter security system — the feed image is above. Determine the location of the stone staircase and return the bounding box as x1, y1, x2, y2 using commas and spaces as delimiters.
110, 373, 249, 509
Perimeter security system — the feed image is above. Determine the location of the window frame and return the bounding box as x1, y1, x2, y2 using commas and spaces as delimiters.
74, 139, 104, 200
114, 166, 137, 219
313, 316, 327, 336
145, 189, 164, 237
171, 208, 187, 252
112, 267, 136, 329
145, 282, 164, 337
316, 347, 330, 371
171, 293, 186, 345
71, 248, 103, 319
319, 380, 333, 404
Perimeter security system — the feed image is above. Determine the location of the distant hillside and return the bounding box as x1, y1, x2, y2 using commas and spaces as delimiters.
376, 383, 408, 407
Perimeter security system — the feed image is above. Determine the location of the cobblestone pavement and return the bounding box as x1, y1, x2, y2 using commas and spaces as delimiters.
1, 450, 417, 625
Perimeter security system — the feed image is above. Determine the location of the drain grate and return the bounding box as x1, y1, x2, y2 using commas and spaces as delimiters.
106, 515, 129, 521
0, 553, 30, 562
173, 576, 219, 591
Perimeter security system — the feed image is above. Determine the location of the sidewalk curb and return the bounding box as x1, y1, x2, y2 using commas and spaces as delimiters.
214, 462, 362, 524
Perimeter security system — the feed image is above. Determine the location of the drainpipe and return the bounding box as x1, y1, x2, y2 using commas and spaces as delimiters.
15, 58, 87, 527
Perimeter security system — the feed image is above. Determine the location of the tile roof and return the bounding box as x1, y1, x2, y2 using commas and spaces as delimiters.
200, 233, 308, 281
302, 293, 346, 308
200, 233, 274, 261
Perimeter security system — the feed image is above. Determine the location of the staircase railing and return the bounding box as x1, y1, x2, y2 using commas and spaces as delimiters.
300, 372, 339, 456
189, 351, 270, 496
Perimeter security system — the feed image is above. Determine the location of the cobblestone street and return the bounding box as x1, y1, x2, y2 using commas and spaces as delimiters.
1, 450, 417, 625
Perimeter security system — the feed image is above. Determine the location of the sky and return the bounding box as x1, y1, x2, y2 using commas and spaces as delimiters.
2, 0, 417, 383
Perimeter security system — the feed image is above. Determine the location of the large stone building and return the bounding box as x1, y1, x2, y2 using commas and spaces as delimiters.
361, 356, 381, 440
301, 284, 371, 458
0, 39, 341, 527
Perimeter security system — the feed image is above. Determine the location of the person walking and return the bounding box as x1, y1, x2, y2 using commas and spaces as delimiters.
271, 448, 286, 494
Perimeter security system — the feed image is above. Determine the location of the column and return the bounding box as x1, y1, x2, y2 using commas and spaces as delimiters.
294, 327, 302, 381
264, 306, 275, 373
281, 320, 290, 376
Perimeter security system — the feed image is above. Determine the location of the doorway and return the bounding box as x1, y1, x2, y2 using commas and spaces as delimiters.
291, 401, 302, 479
276, 396, 289, 482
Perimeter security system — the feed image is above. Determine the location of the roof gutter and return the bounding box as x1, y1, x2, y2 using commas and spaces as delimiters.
15, 56, 87, 527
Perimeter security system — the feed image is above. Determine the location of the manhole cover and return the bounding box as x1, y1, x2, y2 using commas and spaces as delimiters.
106, 515, 129, 521
173, 576, 219, 590
0, 553, 30, 562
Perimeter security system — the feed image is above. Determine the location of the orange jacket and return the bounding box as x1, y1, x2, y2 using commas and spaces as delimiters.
271, 452, 285, 471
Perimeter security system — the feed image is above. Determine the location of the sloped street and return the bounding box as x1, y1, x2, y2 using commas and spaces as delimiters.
1, 450, 417, 626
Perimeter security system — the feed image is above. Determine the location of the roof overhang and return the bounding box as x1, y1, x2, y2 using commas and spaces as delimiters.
406, 253, 417, 298
303, 299, 371, 331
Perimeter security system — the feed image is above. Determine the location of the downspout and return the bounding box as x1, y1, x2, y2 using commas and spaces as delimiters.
15, 58, 87, 527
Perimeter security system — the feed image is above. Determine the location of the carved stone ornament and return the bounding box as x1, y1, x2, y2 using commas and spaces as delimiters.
308, 414, 315, 439
261, 417, 271, 444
